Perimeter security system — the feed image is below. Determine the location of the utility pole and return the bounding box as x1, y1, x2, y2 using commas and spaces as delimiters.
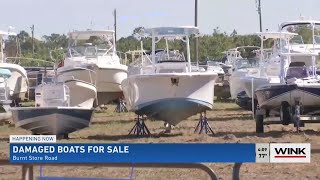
195, 0, 199, 64
30, 25, 34, 57
114, 9, 117, 42
256, 0, 262, 32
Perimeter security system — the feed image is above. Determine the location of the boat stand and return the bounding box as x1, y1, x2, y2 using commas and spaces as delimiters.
114, 97, 128, 113
194, 111, 214, 135
128, 115, 150, 136
164, 122, 172, 133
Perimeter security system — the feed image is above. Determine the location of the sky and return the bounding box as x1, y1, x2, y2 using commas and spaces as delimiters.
1, 0, 320, 40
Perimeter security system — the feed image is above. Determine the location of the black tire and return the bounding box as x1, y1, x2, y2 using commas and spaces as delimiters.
253, 99, 258, 115
256, 114, 264, 133
93, 99, 98, 108
280, 102, 291, 125
266, 109, 270, 118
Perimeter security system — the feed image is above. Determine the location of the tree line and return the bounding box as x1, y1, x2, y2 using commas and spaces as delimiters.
4, 27, 295, 66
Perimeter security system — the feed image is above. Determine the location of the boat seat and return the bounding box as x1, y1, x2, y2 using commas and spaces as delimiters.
285, 66, 309, 79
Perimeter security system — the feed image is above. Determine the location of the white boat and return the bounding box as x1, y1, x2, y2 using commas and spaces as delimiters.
10, 79, 94, 136
121, 26, 218, 126
57, 30, 127, 106
0, 68, 12, 111
239, 32, 297, 111
0, 31, 28, 104
25, 66, 55, 100
226, 46, 261, 100
0, 68, 13, 123
201, 60, 230, 100
206, 60, 225, 76
255, 19, 320, 129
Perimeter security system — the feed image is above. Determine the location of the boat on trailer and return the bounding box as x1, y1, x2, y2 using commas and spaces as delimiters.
10, 75, 94, 137
122, 26, 218, 134
255, 18, 320, 133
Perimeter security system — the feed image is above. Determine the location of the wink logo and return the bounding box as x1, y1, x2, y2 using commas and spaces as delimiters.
270, 143, 310, 163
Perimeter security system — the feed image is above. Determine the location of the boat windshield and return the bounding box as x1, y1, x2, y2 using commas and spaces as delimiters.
276, 35, 304, 49
286, 66, 309, 79
234, 59, 259, 69
68, 35, 114, 58
207, 61, 221, 66
129, 53, 152, 66
155, 50, 185, 63
281, 23, 320, 44
315, 35, 320, 44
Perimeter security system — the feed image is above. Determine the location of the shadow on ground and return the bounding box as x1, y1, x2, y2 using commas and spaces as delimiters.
212, 129, 320, 139
84, 132, 184, 141
0, 137, 9, 142
91, 119, 133, 125
206, 114, 254, 121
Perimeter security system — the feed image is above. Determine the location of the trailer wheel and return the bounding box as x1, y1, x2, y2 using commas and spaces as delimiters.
280, 102, 291, 125
256, 114, 264, 133
253, 99, 258, 115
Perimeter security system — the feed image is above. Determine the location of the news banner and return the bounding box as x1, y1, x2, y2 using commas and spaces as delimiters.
9, 135, 311, 163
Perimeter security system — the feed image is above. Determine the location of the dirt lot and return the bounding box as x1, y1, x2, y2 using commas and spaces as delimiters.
0, 103, 320, 180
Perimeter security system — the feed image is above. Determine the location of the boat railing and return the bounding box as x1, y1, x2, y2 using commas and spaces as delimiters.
116, 51, 129, 65
65, 68, 97, 87
0, 79, 10, 101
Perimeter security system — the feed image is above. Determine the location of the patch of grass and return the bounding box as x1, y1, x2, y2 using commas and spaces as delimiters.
20, 101, 35, 107
212, 102, 240, 110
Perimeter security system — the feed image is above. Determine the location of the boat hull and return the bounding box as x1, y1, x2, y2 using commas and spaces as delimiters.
57, 66, 97, 85
242, 77, 269, 98
10, 107, 94, 135
57, 64, 127, 105
229, 72, 246, 99
136, 98, 212, 126
64, 79, 97, 108
95, 65, 127, 104
255, 84, 320, 111
122, 73, 216, 125
0, 63, 28, 101
229, 68, 260, 99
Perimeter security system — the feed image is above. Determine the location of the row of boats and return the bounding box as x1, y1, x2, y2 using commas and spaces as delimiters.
1, 16, 320, 136
0, 26, 219, 136
226, 17, 320, 132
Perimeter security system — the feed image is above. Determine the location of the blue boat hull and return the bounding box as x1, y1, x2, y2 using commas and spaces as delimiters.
255, 84, 320, 113
135, 98, 212, 126
11, 107, 94, 135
